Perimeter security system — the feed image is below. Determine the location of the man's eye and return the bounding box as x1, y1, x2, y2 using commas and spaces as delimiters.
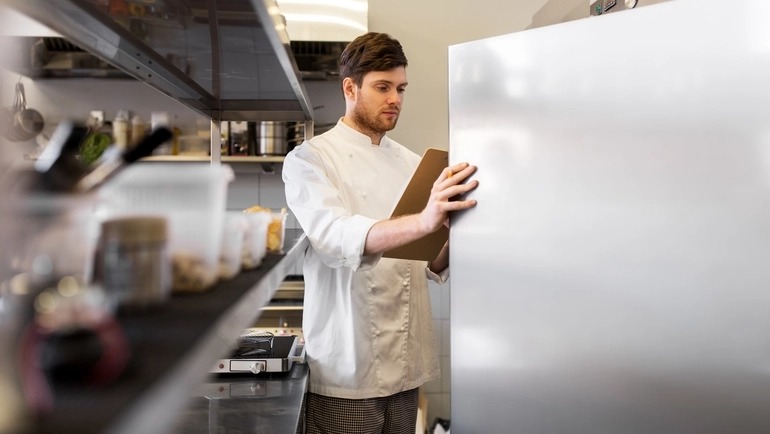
397, 87, 406, 94
376, 86, 388, 92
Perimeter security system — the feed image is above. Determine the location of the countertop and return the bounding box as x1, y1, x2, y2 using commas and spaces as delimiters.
172, 363, 308, 434
27, 229, 308, 434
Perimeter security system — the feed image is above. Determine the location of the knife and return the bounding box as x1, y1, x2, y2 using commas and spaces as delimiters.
74, 127, 173, 193
33, 120, 91, 192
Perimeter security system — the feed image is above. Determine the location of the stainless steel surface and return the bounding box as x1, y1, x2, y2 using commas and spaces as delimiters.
4, 0, 314, 122
211, 335, 302, 374
448, 0, 770, 432
108, 230, 307, 434
257, 121, 288, 155
173, 363, 309, 434
142, 155, 286, 163
2, 35, 131, 79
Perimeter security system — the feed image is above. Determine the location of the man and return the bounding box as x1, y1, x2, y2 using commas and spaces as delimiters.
282, 32, 478, 434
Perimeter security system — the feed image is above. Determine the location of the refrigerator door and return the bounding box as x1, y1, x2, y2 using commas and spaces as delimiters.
448, 0, 770, 433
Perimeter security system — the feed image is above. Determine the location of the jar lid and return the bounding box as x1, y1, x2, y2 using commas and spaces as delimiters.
101, 216, 167, 244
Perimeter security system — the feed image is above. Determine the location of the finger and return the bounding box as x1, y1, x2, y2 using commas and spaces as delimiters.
438, 163, 476, 186
441, 198, 477, 212
437, 165, 460, 185
436, 179, 479, 201
447, 161, 475, 178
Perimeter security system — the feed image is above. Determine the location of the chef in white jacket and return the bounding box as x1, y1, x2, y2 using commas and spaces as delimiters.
283, 32, 478, 434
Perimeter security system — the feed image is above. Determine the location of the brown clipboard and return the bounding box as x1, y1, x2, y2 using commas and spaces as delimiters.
383, 148, 449, 261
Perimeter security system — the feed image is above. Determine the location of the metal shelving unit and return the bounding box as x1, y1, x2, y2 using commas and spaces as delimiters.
1, 1, 314, 432
142, 155, 286, 163
4, 0, 315, 123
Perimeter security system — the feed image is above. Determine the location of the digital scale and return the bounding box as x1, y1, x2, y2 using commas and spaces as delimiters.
211, 329, 305, 375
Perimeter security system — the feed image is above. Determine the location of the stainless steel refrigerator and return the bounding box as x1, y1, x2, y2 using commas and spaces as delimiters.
448, 0, 770, 432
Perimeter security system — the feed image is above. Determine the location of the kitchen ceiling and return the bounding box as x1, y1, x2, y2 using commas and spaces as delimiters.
278, 0, 368, 42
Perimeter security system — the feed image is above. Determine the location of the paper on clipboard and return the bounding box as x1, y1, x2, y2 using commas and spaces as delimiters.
383, 148, 449, 261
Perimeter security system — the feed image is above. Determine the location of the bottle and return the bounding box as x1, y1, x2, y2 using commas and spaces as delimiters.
150, 111, 171, 155
130, 115, 146, 147
112, 110, 129, 151
172, 126, 181, 155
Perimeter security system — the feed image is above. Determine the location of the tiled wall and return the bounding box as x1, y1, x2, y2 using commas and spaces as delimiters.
425, 279, 451, 426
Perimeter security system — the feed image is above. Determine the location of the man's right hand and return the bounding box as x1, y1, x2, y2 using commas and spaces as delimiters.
419, 162, 478, 234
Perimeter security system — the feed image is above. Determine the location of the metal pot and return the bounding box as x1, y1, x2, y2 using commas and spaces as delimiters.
5, 83, 44, 142
286, 122, 305, 153
256, 121, 287, 156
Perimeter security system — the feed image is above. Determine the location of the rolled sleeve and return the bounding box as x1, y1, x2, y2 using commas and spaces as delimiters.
426, 265, 449, 284
284, 145, 379, 271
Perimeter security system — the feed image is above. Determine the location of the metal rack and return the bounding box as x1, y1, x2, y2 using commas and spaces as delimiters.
3, 0, 315, 124
1, 1, 314, 432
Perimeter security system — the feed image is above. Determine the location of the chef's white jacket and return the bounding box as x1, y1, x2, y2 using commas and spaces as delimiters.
283, 119, 447, 399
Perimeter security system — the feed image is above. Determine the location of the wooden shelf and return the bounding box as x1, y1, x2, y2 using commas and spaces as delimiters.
141, 156, 286, 164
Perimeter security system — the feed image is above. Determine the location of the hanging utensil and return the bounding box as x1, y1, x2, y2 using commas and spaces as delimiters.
7, 82, 45, 142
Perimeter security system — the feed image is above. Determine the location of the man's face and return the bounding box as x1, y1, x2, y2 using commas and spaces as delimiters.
348, 67, 407, 136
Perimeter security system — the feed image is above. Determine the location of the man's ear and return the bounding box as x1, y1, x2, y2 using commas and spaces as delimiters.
342, 77, 357, 100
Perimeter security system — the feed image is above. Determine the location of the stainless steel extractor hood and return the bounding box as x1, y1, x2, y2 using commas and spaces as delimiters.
291, 40, 347, 80
2, 1, 363, 84
2, 0, 316, 122
6, 36, 130, 79
7, 35, 348, 81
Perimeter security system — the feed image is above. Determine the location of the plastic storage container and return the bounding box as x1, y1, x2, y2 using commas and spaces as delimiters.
98, 163, 234, 292
11, 191, 101, 286
220, 211, 246, 279
267, 209, 288, 253
241, 211, 271, 269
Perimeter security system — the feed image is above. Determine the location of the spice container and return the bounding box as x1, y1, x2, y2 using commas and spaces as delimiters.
97, 216, 170, 309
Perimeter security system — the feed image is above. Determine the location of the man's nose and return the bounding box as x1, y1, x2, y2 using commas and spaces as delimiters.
386, 89, 401, 105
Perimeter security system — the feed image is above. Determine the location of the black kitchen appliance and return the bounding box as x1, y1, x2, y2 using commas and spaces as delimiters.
211, 330, 304, 375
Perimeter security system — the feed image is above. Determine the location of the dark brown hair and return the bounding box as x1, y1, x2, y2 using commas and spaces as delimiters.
339, 32, 408, 87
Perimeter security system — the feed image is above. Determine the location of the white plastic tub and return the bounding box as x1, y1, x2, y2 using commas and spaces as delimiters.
98, 163, 234, 292
241, 211, 271, 269
220, 211, 246, 279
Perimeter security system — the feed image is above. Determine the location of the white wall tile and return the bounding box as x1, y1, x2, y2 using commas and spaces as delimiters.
422, 377, 442, 395
257, 171, 287, 209
227, 171, 262, 210
441, 319, 450, 357
440, 355, 451, 393
441, 283, 450, 318
425, 392, 451, 429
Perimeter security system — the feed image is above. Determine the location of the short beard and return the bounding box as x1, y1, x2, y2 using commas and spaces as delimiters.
351, 105, 397, 138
